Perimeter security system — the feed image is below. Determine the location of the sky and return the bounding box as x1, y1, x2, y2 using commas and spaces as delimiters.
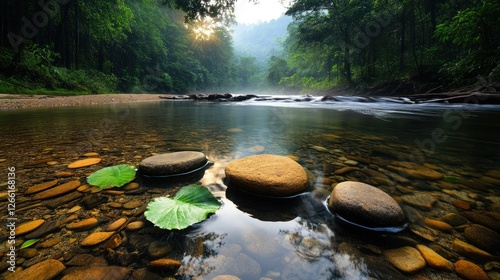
234, 0, 289, 25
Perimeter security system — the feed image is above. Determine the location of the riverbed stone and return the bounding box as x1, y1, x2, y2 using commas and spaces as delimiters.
401, 192, 437, 210
486, 169, 500, 179
416, 244, 454, 272
25, 180, 58, 195
39, 236, 61, 248
147, 258, 182, 272
344, 160, 358, 166
388, 162, 444, 180
452, 239, 496, 262
440, 213, 468, 226
60, 266, 131, 280
310, 145, 329, 153
126, 221, 145, 231
66, 218, 99, 231
383, 246, 426, 274
423, 218, 453, 232
65, 254, 95, 266
122, 182, 139, 191
224, 154, 309, 197
453, 200, 472, 210
455, 260, 490, 280
55, 171, 74, 178
67, 158, 102, 169
328, 181, 406, 229
464, 224, 500, 253
139, 151, 207, 176
15, 219, 45, 236
463, 211, 500, 232
102, 234, 122, 249
123, 200, 142, 209
107, 218, 127, 231
334, 166, 360, 175
148, 241, 174, 259
80, 231, 115, 246
24, 220, 59, 239
32, 180, 81, 200
6, 259, 65, 280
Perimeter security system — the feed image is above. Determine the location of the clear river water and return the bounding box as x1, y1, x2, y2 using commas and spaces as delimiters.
1, 96, 499, 280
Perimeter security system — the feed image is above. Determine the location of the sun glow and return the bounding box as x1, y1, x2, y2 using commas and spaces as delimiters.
191, 17, 216, 41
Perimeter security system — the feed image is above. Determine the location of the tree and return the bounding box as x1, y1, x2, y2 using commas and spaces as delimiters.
435, 0, 500, 84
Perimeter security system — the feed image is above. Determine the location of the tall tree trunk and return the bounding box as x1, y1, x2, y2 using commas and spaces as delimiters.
343, 29, 352, 83
74, 0, 79, 69
98, 41, 104, 71
62, 4, 71, 68
409, 2, 420, 71
399, 6, 406, 71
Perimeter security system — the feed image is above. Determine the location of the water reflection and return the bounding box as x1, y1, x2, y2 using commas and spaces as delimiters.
179, 195, 376, 279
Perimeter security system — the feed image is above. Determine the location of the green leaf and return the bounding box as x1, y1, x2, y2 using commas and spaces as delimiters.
145, 184, 221, 230
443, 176, 459, 184
87, 164, 136, 189
20, 239, 39, 249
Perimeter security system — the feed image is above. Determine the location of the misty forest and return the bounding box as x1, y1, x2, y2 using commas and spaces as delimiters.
1, 0, 499, 95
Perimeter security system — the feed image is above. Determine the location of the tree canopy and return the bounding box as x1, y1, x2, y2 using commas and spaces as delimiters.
0, 0, 250, 93
271, 0, 500, 92
0, 0, 498, 95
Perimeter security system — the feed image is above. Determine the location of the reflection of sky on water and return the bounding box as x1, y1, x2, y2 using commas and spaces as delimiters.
180, 197, 371, 280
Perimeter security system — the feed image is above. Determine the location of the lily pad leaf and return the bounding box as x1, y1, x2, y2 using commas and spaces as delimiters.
145, 184, 221, 230
87, 164, 136, 189
20, 239, 39, 249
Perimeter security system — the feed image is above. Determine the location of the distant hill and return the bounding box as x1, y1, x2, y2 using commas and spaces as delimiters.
232, 16, 292, 64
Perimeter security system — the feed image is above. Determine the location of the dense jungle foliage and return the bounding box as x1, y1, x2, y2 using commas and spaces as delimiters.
1, 0, 498, 94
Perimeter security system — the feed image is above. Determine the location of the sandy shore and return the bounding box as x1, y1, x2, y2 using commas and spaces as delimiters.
0, 93, 168, 110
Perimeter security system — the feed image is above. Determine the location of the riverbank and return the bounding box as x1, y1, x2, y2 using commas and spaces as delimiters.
0, 93, 166, 110
2, 90, 500, 111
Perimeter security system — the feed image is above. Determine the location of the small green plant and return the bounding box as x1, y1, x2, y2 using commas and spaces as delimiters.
87, 164, 136, 189
145, 184, 221, 230
20, 239, 39, 249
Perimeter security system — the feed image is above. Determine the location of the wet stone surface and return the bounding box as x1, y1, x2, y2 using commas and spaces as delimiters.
328, 181, 406, 230
138, 151, 208, 176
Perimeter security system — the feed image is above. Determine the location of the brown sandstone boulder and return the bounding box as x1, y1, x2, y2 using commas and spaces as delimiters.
224, 154, 309, 197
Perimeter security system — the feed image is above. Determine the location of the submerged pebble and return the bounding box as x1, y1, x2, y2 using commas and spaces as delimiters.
383, 246, 426, 274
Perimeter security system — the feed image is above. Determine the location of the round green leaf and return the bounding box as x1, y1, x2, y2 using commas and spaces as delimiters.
87, 164, 136, 189
145, 184, 221, 230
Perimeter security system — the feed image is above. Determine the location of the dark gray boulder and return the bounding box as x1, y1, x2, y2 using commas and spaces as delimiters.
139, 151, 207, 176
328, 181, 406, 231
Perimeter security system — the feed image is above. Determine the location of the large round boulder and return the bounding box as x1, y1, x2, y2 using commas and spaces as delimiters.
139, 151, 208, 176
224, 154, 309, 197
328, 181, 406, 231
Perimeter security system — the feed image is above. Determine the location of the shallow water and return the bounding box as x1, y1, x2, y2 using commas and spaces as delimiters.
1, 97, 500, 279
